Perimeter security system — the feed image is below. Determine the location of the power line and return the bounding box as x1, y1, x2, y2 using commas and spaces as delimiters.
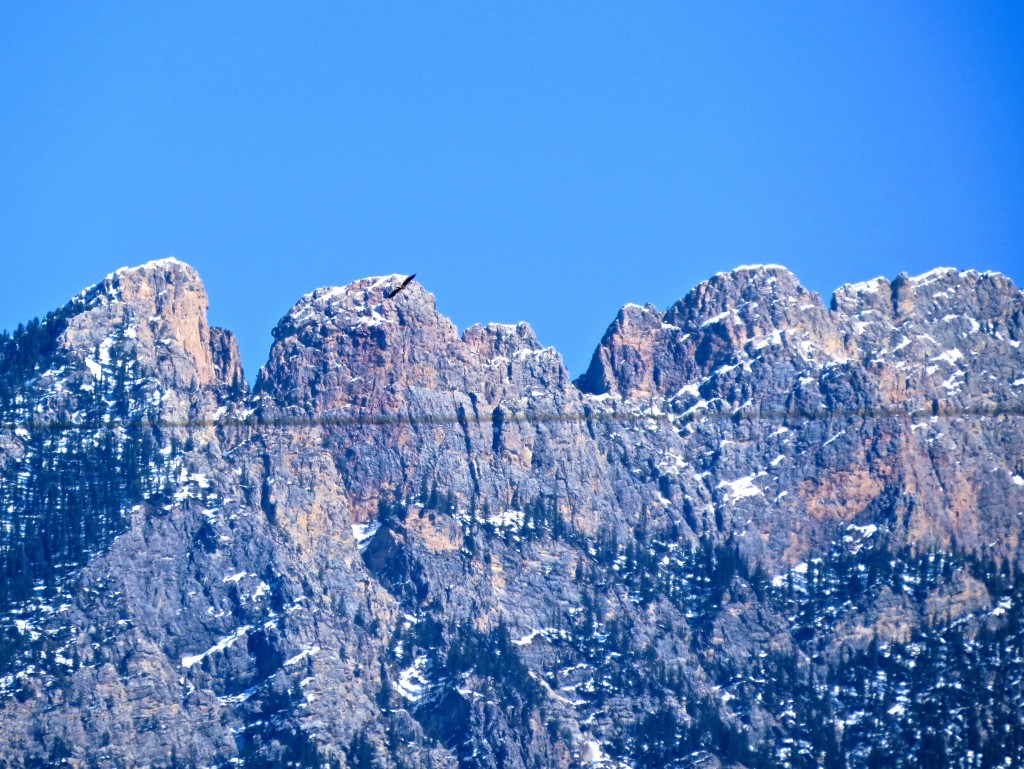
2, 400, 1022, 433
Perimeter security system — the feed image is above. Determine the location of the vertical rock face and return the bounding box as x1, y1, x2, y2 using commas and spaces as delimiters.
62, 257, 243, 391
575, 264, 1024, 561
1, 261, 1024, 769
256, 276, 607, 534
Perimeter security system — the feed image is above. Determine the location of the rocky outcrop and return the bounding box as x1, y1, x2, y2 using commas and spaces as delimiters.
63, 257, 243, 391
577, 265, 851, 398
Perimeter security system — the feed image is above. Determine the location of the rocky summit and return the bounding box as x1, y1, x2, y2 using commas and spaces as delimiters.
1, 259, 1023, 769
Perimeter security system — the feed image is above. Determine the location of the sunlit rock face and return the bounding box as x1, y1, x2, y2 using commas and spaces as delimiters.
1, 260, 1022, 769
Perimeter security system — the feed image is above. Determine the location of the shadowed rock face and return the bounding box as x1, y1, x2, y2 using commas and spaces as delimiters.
1, 260, 1023, 768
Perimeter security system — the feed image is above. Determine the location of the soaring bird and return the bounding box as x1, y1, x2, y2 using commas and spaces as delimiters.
387, 273, 417, 299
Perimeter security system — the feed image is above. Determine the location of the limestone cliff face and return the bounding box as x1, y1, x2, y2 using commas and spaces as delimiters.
256, 276, 608, 534
575, 265, 1024, 562
62, 257, 243, 391
1, 261, 1023, 769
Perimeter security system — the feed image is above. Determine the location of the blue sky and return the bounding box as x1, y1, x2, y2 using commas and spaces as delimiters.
2, 3, 1022, 380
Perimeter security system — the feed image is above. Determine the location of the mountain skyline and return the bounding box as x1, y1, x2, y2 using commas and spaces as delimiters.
1, 257, 1022, 767
3, 4, 1022, 382
4, 5, 1023, 764
9, 256, 1023, 392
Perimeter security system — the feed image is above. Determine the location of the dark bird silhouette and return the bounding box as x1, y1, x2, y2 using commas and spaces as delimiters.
387, 273, 417, 299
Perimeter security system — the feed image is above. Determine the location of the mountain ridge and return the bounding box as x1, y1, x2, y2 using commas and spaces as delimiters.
0, 259, 1022, 769
50, 259, 1021, 390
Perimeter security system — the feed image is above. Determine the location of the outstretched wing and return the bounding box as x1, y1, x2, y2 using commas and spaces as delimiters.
387, 273, 416, 299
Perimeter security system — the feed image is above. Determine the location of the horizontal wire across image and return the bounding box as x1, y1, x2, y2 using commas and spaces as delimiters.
3, 400, 1023, 434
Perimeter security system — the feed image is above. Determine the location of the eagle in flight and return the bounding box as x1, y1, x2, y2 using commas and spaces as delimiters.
387, 273, 417, 299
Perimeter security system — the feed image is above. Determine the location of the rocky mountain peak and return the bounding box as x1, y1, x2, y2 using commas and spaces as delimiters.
665, 263, 823, 329
574, 302, 664, 397
61, 257, 242, 390
258, 276, 573, 415
273, 275, 440, 339
832, 268, 1023, 324
896, 268, 1022, 325
578, 265, 849, 398
258, 276, 471, 412
830, 275, 892, 317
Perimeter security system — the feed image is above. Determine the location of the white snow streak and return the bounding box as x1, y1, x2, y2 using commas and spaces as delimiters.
181, 625, 253, 668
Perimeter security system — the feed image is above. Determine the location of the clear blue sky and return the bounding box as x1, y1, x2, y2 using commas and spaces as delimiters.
2, 2, 1022, 380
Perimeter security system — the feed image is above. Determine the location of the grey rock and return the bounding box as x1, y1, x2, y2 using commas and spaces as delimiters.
1, 260, 1022, 768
